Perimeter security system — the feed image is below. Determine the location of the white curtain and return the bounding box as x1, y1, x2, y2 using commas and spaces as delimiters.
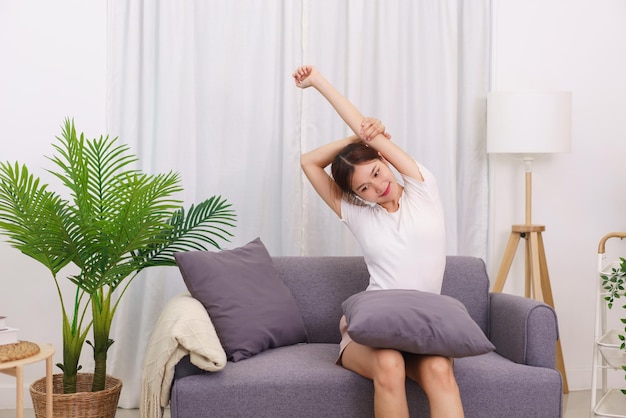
107, 0, 490, 407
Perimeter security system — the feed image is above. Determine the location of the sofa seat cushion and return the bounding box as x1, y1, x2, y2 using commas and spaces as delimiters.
172, 346, 562, 418
171, 344, 375, 418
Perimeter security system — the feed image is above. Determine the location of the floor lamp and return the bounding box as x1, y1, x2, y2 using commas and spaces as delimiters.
487, 91, 572, 393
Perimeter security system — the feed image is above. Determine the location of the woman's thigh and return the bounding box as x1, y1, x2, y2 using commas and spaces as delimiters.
341, 341, 404, 380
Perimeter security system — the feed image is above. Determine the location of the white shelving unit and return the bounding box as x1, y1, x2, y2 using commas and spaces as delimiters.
591, 233, 626, 418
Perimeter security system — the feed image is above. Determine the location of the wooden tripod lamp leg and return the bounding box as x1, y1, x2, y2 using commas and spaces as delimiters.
492, 231, 522, 292
523, 235, 532, 298
536, 233, 556, 308
528, 231, 544, 302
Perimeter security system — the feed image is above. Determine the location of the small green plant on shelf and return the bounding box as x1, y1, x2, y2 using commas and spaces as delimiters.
600, 256, 626, 394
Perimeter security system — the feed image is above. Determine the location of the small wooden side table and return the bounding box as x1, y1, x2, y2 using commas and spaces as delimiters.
0, 343, 54, 418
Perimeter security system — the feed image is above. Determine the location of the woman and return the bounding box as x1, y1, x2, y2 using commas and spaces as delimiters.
293, 65, 464, 418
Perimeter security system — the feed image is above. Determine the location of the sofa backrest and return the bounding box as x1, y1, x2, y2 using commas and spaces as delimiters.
272, 255, 490, 344
440, 256, 490, 334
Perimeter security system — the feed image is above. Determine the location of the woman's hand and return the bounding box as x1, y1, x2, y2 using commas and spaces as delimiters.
293, 65, 321, 89
360, 117, 391, 141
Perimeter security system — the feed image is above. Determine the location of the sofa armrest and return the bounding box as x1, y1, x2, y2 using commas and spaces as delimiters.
489, 292, 558, 368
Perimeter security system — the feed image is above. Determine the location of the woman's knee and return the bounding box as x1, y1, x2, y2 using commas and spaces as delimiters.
373, 349, 406, 388
417, 356, 457, 388
422, 356, 453, 374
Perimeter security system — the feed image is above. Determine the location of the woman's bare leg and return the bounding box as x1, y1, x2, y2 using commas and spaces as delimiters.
405, 354, 464, 418
341, 342, 410, 418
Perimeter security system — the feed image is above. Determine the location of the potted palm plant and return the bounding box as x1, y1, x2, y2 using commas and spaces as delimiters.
0, 119, 236, 416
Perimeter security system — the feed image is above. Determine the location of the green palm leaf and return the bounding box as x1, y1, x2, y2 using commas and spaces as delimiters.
0, 161, 74, 273
138, 195, 237, 266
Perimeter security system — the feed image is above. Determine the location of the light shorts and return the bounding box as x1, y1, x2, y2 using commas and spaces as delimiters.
337, 315, 352, 365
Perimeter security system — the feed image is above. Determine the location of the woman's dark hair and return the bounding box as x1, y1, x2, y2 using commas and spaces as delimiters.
331, 142, 382, 199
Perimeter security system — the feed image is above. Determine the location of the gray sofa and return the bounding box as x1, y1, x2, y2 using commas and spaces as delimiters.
170, 256, 563, 417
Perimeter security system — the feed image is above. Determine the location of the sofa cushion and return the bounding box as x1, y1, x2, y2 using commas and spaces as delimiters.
174, 237, 307, 361
171, 347, 562, 418
172, 344, 377, 417
342, 289, 495, 358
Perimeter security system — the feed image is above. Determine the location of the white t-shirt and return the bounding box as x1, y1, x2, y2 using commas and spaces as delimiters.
340, 163, 446, 294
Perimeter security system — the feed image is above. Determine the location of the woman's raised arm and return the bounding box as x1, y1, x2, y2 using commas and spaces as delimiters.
293, 65, 423, 181
300, 135, 360, 217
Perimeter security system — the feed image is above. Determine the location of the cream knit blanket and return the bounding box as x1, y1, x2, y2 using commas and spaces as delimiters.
140, 292, 227, 418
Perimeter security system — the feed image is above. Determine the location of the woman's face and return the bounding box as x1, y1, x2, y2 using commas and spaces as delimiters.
350, 159, 398, 205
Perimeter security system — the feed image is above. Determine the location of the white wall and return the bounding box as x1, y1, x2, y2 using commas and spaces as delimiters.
0, 0, 106, 408
0, 0, 624, 409
489, 0, 626, 390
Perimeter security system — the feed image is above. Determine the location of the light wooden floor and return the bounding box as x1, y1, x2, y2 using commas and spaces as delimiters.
0, 389, 594, 417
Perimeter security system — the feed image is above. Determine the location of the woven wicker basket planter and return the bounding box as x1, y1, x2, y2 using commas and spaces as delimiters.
30, 373, 122, 418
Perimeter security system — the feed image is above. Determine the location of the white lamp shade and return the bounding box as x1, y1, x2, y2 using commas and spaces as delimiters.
487, 91, 572, 154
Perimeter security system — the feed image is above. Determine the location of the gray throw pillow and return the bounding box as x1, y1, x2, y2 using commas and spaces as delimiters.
175, 237, 308, 361
342, 289, 495, 358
